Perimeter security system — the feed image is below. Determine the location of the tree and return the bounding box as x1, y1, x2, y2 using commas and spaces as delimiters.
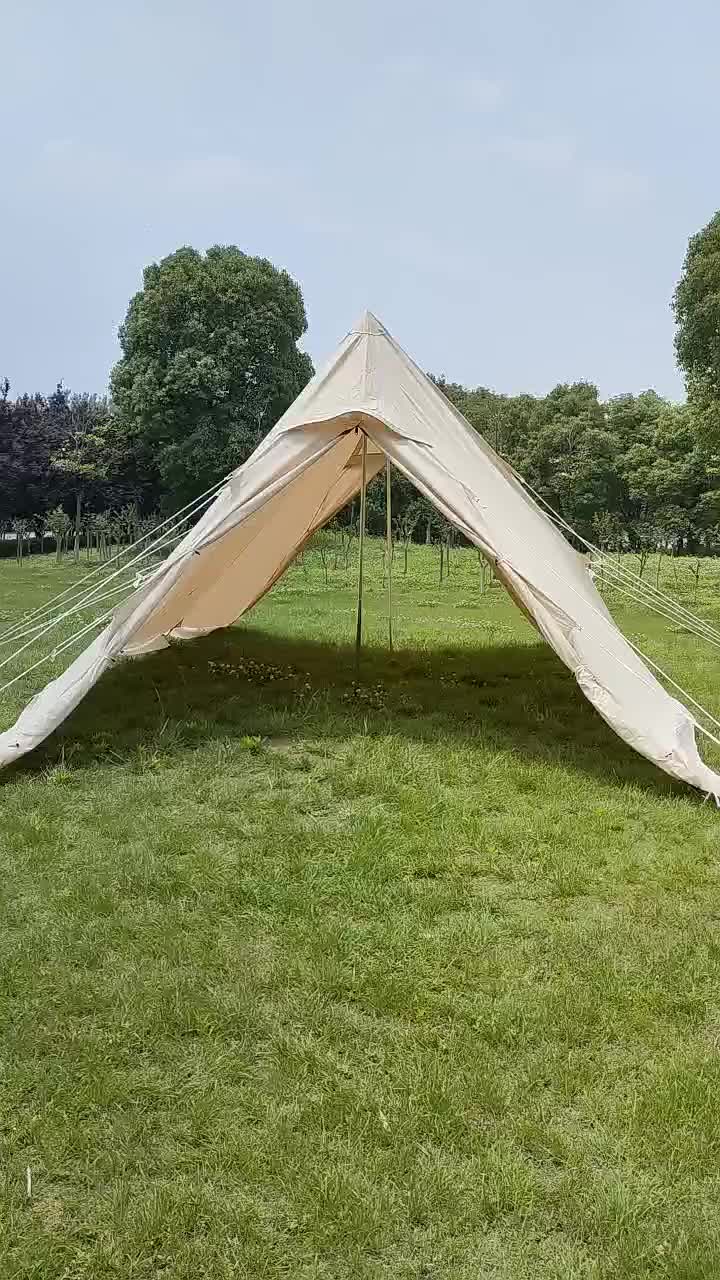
12, 517, 30, 564
621, 403, 711, 551
47, 506, 71, 562
627, 517, 657, 579
592, 510, 624, 554
395, 502, 421, 575
0, 387, 67, 523
517, 412, 625, 540
52, 394, 116, 561
0, 383, 138, 531
425, 509, 455, 583
309, 528, 334, 585
674, 212, 720, 413
110, 245, 314, 511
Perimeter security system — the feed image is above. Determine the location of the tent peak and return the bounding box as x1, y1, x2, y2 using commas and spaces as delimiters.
352, 309, 389, 337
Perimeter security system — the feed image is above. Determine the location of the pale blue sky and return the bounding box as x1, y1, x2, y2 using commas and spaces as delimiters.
1, 0, 718, 401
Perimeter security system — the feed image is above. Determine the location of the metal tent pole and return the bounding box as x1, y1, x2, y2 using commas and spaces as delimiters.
385, 457, 393, 652
354, 432, 368, 668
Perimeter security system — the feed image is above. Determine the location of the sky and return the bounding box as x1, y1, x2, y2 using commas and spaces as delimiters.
1, 0, 719, 403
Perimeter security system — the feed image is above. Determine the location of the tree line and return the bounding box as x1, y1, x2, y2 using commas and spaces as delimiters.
4, 369, 717, 559
0, 380, 161, 559
4, 220, 720, 563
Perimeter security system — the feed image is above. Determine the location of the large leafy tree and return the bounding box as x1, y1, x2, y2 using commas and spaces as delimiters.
110, 246, 314, 510
509, 384, 620, 537
622, 403, 717, 550
674, 211, 720, 408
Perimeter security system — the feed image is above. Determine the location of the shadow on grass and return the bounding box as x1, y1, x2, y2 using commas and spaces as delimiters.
3, 624, 686, 798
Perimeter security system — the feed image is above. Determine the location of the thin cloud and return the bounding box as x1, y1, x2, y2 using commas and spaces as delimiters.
456, 76, 506, 110
37, 140, 274, 200
170, 153, 275, 195
488, 134, 576, 172
486, 134, 650, 209
379, 55, 506, 113
38, 138, 144, 190
379, 52, 428, 81
582, 166, 651, 209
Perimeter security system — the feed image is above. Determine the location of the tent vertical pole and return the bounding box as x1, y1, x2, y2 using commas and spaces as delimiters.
355, 432, 368, 667
385, 457, 393, 652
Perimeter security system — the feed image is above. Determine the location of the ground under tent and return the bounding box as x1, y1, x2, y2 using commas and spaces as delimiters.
1, 310, 720, 800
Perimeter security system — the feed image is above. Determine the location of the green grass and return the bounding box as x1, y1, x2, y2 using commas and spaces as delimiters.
2, 542, 720, 1277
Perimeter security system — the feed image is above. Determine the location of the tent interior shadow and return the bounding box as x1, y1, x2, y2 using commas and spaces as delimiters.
2, 624, 688, 801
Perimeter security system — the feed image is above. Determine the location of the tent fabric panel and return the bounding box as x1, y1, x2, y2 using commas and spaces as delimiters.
163, 433, 383, 638
125, 431, 364, 647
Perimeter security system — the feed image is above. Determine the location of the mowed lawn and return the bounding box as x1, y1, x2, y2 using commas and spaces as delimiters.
2, 542, 720, 1278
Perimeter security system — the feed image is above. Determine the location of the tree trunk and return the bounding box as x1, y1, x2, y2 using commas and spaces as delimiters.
74, 491, 82, 563
439, 544, 444, 583
426, 519, 432, 545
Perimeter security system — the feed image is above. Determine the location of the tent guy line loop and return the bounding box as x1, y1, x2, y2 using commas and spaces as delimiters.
0, 528, 193, 653
0, 606, 117, 699
472, 480, 720, 743
593, 560, 720, 649
531, 498, 720, 645
583, 570, 720, 654
0, 475, 228, 647
0, 481, 223, 647
514, 472, 720, 648
513, 481, 720, 650
0, 581, 138, 697
587, 546, 720, 648
0, 485, 224, 666
487, 541, 720, 741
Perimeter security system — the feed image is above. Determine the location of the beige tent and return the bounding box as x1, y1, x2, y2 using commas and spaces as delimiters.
1, 310, 719, 798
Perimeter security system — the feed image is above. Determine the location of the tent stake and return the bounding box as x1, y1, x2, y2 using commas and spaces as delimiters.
385, 457, 393, 652
355, 432, 368, 668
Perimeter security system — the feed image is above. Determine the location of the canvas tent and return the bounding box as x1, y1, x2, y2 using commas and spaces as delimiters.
1, 309, 719, 799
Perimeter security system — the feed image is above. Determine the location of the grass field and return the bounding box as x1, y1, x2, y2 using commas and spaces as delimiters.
2, 542, 720, 1278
